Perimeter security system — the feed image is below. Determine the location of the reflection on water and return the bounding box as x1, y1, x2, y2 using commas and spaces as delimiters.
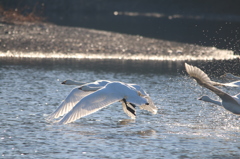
1, 56, 240, 75
117, 119, 135, 125
136, 129, 156, 137
1, 59, 240, 158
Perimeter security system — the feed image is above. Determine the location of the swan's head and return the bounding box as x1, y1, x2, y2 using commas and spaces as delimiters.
198, 95, 211, 102
61, 80, 73, 85
61, 80, 86, 86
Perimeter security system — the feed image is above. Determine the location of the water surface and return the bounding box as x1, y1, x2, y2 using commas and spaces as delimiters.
1, 59, 240, 159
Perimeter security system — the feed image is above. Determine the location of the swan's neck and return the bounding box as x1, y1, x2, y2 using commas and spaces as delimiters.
67, 80, 86, 86
203, 97, 222, 106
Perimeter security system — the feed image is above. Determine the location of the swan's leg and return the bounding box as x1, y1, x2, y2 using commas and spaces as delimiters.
127, 103, 136, 116
122, 99, 136, 118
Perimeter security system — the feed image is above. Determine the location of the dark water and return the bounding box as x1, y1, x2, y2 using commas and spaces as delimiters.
1, 58, 240, 158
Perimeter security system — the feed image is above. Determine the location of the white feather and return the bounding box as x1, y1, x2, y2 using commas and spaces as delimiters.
46, 87, 94, 121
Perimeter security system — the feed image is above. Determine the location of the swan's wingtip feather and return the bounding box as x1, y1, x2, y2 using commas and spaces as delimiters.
184, 63, 193, 75
57, 118, 69, 125
45, 116, 53, 122
184, 62, 190, 68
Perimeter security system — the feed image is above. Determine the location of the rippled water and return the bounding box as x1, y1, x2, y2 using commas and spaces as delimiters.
1, 59, 240, 159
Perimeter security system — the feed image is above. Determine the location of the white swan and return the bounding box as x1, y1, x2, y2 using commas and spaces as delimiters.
62, 80, 157, 116
47, 80, 157, 124
56, 81, 155, 124
185, 63, 240, 115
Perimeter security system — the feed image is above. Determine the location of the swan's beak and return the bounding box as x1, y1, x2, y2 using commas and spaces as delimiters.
61, 81, 66, 84
198, 97, 202, 100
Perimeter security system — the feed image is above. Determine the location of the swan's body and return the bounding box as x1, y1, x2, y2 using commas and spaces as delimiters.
47, 80, 157, 124
185, 63, 240, 115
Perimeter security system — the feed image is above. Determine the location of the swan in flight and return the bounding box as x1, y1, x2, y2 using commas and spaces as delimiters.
185, 63, 240, 115
57, 81, 155, 125
47, 80, 157, 124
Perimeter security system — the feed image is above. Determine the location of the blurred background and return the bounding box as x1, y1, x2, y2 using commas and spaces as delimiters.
1, 0, 240, 54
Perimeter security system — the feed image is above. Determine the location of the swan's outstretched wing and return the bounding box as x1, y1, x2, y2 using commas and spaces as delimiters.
121, 99, 136, 119
47, 87, 94, 121
57, 87, 123, 124
185, 63, 239, 104
184, 63, 228, 87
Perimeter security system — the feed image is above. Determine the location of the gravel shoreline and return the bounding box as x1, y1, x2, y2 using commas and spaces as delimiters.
0, 22, 238, 60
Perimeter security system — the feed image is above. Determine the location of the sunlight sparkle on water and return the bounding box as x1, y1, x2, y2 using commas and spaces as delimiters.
1, 55, 240, 158
0, 48, 238, 61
